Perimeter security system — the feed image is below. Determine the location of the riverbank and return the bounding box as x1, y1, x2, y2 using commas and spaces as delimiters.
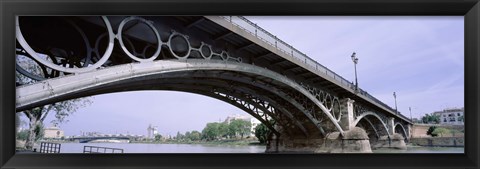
131, 139, 263, 146
410, 137, 464, 147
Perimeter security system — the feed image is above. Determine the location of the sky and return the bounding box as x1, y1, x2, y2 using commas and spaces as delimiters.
18, 16, 464, 137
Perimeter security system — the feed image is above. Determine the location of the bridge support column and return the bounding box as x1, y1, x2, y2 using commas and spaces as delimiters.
389, 133, 407, 149
266, 127, 372, 153
406, 124, 412, 140
371, 134, 406, 150
388, 117, 395, 135
339, 98, 355, 131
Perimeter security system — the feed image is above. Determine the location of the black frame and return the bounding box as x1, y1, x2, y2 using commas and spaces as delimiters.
1, 0, 479, 169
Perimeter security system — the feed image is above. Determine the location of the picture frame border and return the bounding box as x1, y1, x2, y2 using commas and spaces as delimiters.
1, 0, 478, 168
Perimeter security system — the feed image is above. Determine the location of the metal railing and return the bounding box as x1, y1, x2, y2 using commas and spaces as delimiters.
220, 16, 410, 122
39, 142, 61, 153
83, 146, 124, 153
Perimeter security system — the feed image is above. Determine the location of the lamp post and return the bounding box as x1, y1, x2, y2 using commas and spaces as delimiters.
393, 92, 398, 114
351, 52, 359, 91
409, 107, 412, 122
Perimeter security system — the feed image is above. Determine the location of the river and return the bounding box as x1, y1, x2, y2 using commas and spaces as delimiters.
57, 143, 463, 153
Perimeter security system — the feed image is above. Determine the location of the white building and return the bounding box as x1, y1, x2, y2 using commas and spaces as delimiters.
433, 107, 464, 125
147, 124, 158, 139
44, 126, 64, 139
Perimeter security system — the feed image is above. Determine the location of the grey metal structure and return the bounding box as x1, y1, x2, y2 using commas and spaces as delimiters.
15, 16, 412, 152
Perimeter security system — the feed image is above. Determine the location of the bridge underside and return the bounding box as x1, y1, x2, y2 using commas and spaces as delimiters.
16, 16, 411, 153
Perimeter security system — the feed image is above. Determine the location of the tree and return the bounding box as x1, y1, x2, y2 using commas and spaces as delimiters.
16, 59, 92, 150
426, 126, 438, 137
238, 120, 252, 139
254, 123, 270, 144
189, 130, 202, 141
21, 99, 91, 150
218, 122, 229, 139
202, 122, 219, 141
228, 119, 251, 139
421, 114, 440, 124
154, 134, 163, 141
432, 127, 450, 137
16, 130, 29, 141
176, 131, 185, 141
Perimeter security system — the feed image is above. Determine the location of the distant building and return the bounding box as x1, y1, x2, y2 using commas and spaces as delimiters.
44, 126, 64, 139
147, 124, 158, 139
433, 107, 464, 125
224, 114, 262, 136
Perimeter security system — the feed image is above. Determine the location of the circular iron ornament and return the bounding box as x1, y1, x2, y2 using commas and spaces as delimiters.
167, 32, 192, 60
324, 94, 332, 110
64, 18, 93, 68
117, 16, 162, 62
199, 42, 212, 59
332, 98, 342, 122
141, 44, 155, 59
16, 16, 115, 73
220, 51, 228, 60
94, 33, 108, 64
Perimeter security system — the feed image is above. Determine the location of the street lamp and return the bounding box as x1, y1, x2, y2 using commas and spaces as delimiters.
351, 52, 359, 91
409, 107, 412, 122
393, 92, 398, 114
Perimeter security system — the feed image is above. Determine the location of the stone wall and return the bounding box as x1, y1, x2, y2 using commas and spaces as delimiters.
410, 137, 464, 147
411, 124, 464, 138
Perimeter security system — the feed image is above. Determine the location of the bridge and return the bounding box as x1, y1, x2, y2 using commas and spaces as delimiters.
15, 16, 412, 153
68, 136, 132, 143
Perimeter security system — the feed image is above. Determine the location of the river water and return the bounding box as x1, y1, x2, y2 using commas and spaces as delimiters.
58, 143, 463, 153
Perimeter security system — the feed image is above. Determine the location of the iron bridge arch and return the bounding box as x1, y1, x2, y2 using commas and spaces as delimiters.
15, 16, 355, 140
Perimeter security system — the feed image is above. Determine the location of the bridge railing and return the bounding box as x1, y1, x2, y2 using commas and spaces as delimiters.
221, 16, 410, 122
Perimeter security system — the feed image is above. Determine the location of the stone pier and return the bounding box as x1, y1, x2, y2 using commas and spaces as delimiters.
266, 127, 372, 153
371, 134, 407, 150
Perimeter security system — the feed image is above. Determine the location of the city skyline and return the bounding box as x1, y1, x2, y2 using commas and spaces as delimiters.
18, 16, 464, 136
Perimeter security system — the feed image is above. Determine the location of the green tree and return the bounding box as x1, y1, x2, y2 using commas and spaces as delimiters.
228, 119, 251, 139
421, 114, 440, 124
21, 99, 91, 150
254, 123, 270, 144
218, 122, 229, 139
16, 130, 29, 141
185, 131, 191, 141
176, 131, 185, 141
202, 122, 219, 140
154, 134, 163, 141
432, 127, 450, 137
238, 120, 252, 139
426, 126, 438, 137
189, 130, 202, 141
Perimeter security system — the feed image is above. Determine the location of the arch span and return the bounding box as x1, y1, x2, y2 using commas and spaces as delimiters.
353, 112, 391, 137
16, 59, 345, 137
394, 123, 408, 140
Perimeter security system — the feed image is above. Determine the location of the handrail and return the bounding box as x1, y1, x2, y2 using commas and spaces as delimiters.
221, 16, 410, 122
